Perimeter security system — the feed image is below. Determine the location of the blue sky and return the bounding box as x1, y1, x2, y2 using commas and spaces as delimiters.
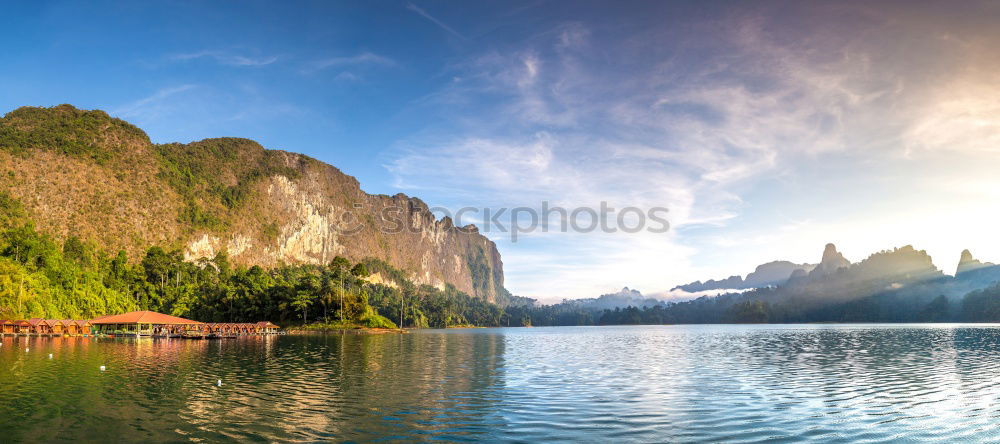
3, 1, 1000, 302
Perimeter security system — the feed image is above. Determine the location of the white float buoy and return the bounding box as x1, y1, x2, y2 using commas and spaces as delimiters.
217, 379, 222, 387
25, 347, 29, 352
100, 365, 106, 371
48, 353, 53, 359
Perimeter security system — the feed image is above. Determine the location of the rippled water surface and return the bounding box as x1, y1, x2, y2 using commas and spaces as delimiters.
5, 325, 1000, 442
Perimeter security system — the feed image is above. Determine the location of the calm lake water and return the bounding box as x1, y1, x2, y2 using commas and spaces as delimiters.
4, 324, 1000, 442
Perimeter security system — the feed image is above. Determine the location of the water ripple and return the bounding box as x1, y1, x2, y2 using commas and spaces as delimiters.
6, 325, 1000, 441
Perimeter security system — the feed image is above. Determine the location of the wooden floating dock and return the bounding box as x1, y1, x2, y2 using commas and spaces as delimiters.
0, 319, 92, 337
1, 311, 280, 338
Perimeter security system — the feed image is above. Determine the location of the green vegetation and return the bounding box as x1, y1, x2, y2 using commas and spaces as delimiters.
0, 203, 508, 327
466, 245, 492, 297
262, 221, 281, 241
0, 104, 149, 164
0, 105, 510, 316
961, 284, 1000, 322
179, 200, 224, 230
0, 106, 307, 236
0, 106, 307, 234
465, 244, 505, 301
156, 138, 301, 207
505, 280, 1000, 327
155, 138, 303, 232
300, 307, 398, 330
0, 191, 27, 227
725, 300, 770, 323
0, 223, 138, 319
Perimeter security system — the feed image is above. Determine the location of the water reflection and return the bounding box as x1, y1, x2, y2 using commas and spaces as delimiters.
6, 326, 1000, 442
0, 332, 507, 442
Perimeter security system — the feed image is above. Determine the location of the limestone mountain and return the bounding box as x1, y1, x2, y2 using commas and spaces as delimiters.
953, 249, 1000, 291
673, 243, 977, 322
787, 244, 943, 293
563, 287, 664, 311
0, 105, 506, 302
672, 261, 815, 292
809, 243, 851, 277
957, 249, 994, 275
745, 261, 818, 287
672, 275, 743, 293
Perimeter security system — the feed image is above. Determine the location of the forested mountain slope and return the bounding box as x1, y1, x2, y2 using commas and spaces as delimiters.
0, 104, 505, 303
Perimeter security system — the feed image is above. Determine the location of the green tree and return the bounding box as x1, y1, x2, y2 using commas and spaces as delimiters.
329, 256, 350, 272
291, 291, 313, 324
351, 263, 369, 278
726, 300, 770, 323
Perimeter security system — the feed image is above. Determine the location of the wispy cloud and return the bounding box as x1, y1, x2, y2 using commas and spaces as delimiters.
112, 84, 198, 119
168, 50, 279, 67
302, 52, 395, 75
107, 80, 311, 145
384, 2, 1000, 300
406, 3, 467, 40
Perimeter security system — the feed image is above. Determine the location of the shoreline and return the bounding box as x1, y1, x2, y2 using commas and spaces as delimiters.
285, 327, 409, 335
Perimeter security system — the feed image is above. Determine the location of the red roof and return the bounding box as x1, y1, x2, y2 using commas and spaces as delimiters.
89, 311, 202, 325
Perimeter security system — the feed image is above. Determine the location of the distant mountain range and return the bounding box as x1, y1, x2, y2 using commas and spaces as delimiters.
558, 287, 666, 311
666, 243, 1000, 323
672, 260, 816, 293
507, 243, 1000, 326
670, 242, 999, 296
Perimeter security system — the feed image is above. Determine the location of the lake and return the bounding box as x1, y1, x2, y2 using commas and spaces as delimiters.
3, 324, 1000, 442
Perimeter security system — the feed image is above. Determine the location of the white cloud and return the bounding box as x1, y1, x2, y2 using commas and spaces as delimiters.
111, 84, 198, 120
385, 3, 1000, 300
169, 50, 279, 67
406, 3, 467, 40
903, 80, 1000, 155
304, 52, 395, 73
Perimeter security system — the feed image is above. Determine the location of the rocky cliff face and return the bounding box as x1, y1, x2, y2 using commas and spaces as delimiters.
184, 167, 505, 301
0, 105, 505, 302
